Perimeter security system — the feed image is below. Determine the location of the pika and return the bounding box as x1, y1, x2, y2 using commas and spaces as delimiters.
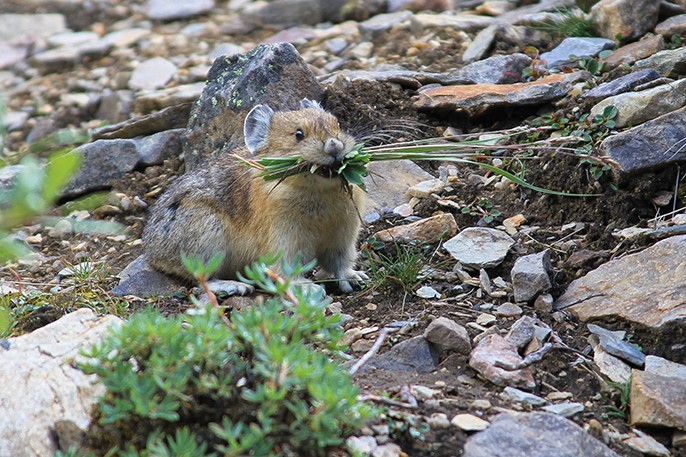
142, 99, 367, 293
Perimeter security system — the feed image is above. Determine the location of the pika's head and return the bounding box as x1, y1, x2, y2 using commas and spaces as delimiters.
243, 99, 355, 178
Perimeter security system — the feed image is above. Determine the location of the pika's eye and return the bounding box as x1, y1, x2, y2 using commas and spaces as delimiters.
295, 129, 305, 141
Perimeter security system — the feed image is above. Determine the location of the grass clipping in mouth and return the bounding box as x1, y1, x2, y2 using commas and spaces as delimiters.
236, 127, 609, 196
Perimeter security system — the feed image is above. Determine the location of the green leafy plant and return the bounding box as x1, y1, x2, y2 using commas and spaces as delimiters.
461, 196, 501, 224
78, 253, 375, 457
238, 129, 599, 197
531, 105, 618, 179
603, 372, 632, 420
568, 50, 613, 76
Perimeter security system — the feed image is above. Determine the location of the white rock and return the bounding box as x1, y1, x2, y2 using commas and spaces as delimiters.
0, 309, 122, 457
451, 413, 490, 431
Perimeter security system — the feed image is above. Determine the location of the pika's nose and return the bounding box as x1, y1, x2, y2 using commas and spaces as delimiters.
325, 138, 344, 158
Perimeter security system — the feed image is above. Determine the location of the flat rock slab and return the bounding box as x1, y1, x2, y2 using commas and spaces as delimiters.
374, 213, 457, 244
0, 309, 122, 457
359, 335, 439, 374
630, 370, 686, 429
554, 235, 686, 328
364, 159, 434, 215
463, 411, 621, 457
415, 74, 576, 113
599, 105, 686, 180
444, 227, 515, 269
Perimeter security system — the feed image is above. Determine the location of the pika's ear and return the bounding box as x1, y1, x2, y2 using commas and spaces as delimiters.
244, 104, 274, 154
300, 99, 324, 111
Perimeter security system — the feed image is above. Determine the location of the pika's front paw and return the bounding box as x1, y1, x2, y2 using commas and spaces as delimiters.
338, 269, 369, 293
207, 279, 254, 296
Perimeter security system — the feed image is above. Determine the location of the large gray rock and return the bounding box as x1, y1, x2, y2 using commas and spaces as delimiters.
463, 411, 622, 457
631, 370, 686, 429
511, 249, 552, 303
554, 235, 686, 328
0, 308, 122, 457
423, 316, 471, 355
597, 105, 686, 179
183, 43, 324, 171
360, 335, 439, 373
363, 159, 434, 215
591, 0, 660, 43
591, 78, 686, 129
62, 131, 184, 198
580, 68, 660, 103
633, 46, 686, 79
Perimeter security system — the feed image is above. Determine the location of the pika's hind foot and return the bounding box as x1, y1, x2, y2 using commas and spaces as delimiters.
207, 279, 254, 296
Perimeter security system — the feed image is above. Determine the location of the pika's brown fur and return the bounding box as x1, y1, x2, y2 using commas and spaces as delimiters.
142, 100, 367, 292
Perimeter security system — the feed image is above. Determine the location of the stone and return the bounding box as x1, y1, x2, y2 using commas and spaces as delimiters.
469, 334, 536, 390
495, 0, 575, 25
241, 0, 348, 27
408, 178, 445, 198
0, 13, 68, 45
47, 31, 99, 48
655, 14, 686, 37
563, 249, 610, 269
112, 255, 186, 296
358, 11, 413, 42
144, 0, 216, 21
183, 43, 323, 171
416, 286, 441, 299
128, 57, 177, 91
92, 102, 193, 141
534, 293, 553, 313
99, 28, 151, 49
541, 402, 585, 417
456, 53, 532, 85
451, 414, 490, 431
511, 249, 551, 303
555, 235, 686, 328
592, 345, 632, 384
462, 411, 622, 457
630, 369, 686, 429
501, 386, 546, 406
373, 213, 457, 244
135, 129, 185, 166
597, 334, 645, 367
364, 160, 434, 215
62, 139, 140, 198
0, 309, 122, 457
423, 316, 471, 355
62, 131, 184, 198
96, 89, 135, 124
475, 313, 496, 326
462, 24, 501, 63
591, 0, 660, 43
320, 69, 470, 89
361, 335, 439, 373
409, 12, 494, 33
444, 227, 515, 269
494, 302, 522, 318
603, 34, 664, 67
624, 429, 671, 457
427, 413, 451, 429
598, 106, 686, 179
134, 82, 205, 114
580, 68, 661, 103
591, 77, 686, 129
347, 435, 378, 455
505, 315, 535, 350
539, 37, 615, 69
416, 73, 582, 113
645, 355, 686, 381
634, 46, 686, 78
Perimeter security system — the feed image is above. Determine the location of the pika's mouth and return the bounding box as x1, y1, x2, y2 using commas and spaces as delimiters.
313, 163, 341, 179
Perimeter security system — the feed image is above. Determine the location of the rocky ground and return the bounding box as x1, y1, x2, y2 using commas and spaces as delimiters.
2, 0, 686, 456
